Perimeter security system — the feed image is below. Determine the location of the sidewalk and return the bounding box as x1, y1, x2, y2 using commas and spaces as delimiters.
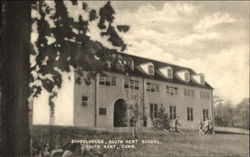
214, 126, 249, 135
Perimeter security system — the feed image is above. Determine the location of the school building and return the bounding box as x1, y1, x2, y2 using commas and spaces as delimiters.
32, 53, 213, 129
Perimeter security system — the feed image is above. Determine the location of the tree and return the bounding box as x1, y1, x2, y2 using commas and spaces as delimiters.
1, 1, 31, 156
213, 96, 234, 127
213, 96, 249, 129
214, 101, 234, 127
1, 1, 130, 156
232, 98, 249, 130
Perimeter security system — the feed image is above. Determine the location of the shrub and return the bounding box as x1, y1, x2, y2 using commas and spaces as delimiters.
152, 107, 171, 130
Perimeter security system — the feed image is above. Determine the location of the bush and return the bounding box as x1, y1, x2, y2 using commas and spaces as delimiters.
30, 125, 109, 157
152, 107, 171, 130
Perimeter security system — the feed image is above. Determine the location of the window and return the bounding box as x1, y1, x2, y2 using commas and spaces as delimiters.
127, 59, 134, 71
148, 64, 154, 75
151, 84, 155, 92
200, 75, 205, 84
124, 79, 129, 88
146, 83, 150, 91
169, 106, 176, 120
150, 104, 158, 119
174, 88, 178, 95
166, 86, 170, 94
200, 91, 210, 99
187, 107, 193, 121
99, 74, 116, 86
130, 80, 134, 89
147, 82, 159, 92
166, 86, 178, 96
135, 81, 139, 90
203, 109, 209, 121
99, 108, 107, 115
111, 77, 116, 86
99, 74, 105, 85
124, 79, 140, 90
156, 84, 159, 92
184, 88, 195, 97
167, 68, 173, 78
105, 76, 111, 86
82, 96, 88, 106
184, 71, 190, 82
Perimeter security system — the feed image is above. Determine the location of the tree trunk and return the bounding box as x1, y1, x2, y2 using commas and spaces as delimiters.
1, 1, 31, 156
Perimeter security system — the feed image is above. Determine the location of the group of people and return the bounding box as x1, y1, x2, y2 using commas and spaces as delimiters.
129, 115, 216, 137
198, 118, 215, 135
170, 116, 215, 135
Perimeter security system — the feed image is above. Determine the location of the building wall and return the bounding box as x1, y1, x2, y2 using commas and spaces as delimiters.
73, 71, 96, 127
143, 78, 212, 129
32, 71, 74, 126
73, 71, 213, 129
96, 72, 144, 128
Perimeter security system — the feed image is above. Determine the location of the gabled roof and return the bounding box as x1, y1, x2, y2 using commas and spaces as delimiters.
105, 52, 213, 90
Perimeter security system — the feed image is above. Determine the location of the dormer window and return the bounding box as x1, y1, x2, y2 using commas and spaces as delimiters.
184, 71, 190, 82
159, 66, 173, 79
200, 74, 205, 85
139, 62, 154, 75
124, 58, 134, 71
148, 64, 154, 75
176, 70, 190, 82
191, 73, 205, 85
167, 67, 173, 78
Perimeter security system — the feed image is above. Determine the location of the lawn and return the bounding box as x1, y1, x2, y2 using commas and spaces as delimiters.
31, 125, 249, 157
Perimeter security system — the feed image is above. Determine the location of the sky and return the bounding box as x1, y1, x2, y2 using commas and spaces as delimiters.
31, 1, 249, 124
85, 1, 249, 104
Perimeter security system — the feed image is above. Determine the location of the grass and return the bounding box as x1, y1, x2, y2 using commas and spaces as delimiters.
31, 125, 249, 157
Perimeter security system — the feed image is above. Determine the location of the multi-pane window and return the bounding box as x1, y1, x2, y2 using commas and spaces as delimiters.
105, 76, 111, 86
200, 91, 210, 99
124, 79, 140, 90
99, 108, 107, 115
82, 96, 88, 106
203, 109, 209, 121
146, 82, 159, 92
130, 80, 134, 89
99, 74, 116, 86
150, 104, 158, 119
148, 65, 154, 75
169, 106, 176, 120
166, 86, 178, 96
184, 88, 195, 97
184, 71, 190, 82
124, 79, 129, 88
187, 107, 193, 121
167, 68, 173, 78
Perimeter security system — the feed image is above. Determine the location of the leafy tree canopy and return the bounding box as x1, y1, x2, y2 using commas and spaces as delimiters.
29, 1, 131, 108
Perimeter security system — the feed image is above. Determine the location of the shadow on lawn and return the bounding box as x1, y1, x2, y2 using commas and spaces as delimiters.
214, 130, 249, 135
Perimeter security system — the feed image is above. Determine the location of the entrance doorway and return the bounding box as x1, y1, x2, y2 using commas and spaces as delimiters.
114, 99, 127, 127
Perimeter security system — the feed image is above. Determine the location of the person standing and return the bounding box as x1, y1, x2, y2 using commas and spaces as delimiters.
130, 115, 138, 138
198, 119, 204, 134
208, 118, 215, 135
